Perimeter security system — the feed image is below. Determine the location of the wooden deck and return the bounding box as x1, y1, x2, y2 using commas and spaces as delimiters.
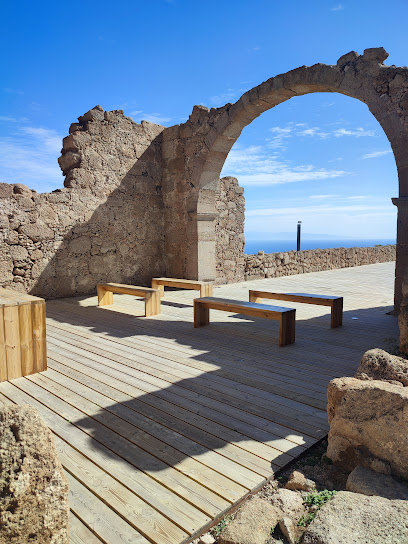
0, 262, 398, 544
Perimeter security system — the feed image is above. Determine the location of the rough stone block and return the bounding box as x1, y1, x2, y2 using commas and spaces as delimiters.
0, 405, 69, 543
327, 377, 408, 479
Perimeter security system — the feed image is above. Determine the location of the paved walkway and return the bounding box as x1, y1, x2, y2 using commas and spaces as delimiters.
0, 262, 398, 544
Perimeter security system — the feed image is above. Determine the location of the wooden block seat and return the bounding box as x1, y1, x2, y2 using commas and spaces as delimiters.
249, 290, 343, 328
97, 283, 161, 317
152, 277, 213, 298
194, 297, 295, 347
0, 288, 47, 381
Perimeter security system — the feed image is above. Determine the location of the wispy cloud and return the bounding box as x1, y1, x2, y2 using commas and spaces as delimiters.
221, 144, 348, 186
208, 89, 242, 107
267, 123, 375, 150
331, 4, 344, 11
1, 88, 24, 95
0, 126, 64, 192
309, 194, 341, 199
0, 116, 20, 123
130, 110, 172, 125
362, 150, 392, 159
334, 128, 375, 137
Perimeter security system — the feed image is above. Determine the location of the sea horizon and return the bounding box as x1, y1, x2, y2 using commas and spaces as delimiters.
244, 238, 396, 255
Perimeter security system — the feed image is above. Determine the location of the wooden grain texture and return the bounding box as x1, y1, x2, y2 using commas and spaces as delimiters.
0, 308, 7, 381
152, 278, 213, 298
33, 301, 47, 372
249, 290, 343, 328
97, 283, 161, 316
19, 303, 34, 376
3, 304, 21, 379
0, 263, 398, 544
194, 297, 296, 346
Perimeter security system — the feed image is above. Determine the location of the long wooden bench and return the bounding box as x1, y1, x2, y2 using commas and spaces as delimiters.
249, 290, 343, 328
194, 297, 295, 346
151, 277, 213, 298
97, 283, 161, 317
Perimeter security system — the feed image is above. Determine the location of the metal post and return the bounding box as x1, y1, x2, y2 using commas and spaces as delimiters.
297, 221, 301, 251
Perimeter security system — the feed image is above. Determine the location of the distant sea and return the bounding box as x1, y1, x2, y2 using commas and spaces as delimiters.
244, 239, 396, 255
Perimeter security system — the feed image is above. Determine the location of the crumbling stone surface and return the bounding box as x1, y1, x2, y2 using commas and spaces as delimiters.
346, 466, 408, 500
301, 491, 408, 544
0, 107, 167, 297
326, 377, 408, 479
399, 279, 408, 354
217, 498, 280, 544
215, 176, 245, 284
0, 405, 69, 543
355, 348, 408, 386
285, 470, 316, 492
244, 245, 395, 281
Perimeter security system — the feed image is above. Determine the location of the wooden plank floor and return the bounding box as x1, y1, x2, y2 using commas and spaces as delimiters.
0, 262, 398, 544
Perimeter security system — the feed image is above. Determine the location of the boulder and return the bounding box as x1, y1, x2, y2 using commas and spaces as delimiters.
301, 491, 408, 544
0, 405, 69, 543
285, 470, 316, 492
217, 498, 280, 544
346, 466, 408, 500
355, 348, 408, 386
326, 377, 408, 479
269, 488, 306, 518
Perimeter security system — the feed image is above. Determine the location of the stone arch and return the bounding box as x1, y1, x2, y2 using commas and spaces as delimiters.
161, 47, 408, 308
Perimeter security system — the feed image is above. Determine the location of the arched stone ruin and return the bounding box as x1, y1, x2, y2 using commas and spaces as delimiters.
0, 47, 406, 307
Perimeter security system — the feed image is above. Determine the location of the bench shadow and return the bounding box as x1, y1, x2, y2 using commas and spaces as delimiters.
41, 297, 399, 491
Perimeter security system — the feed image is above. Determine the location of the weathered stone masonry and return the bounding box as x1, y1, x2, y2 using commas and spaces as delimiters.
0, 48, 405, 306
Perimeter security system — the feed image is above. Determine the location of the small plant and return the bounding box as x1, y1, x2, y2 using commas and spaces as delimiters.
211, 514, 235, 537
304, 489, 337, 508
298, 512, 317, 527
297, 490, 337, 527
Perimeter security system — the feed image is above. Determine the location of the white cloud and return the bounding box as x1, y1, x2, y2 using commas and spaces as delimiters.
221, 144, 348, 186
208, 89, 240, 107
245, 201, 396, 238
331, 4, 344, 11
0, 116, 19, 123
334, 128, 375, 137
130, 111, 172, 125
309, 194, 341, 199
362, 150, 392, 159
0, 126, 64, 192
298, 127, 329, 138
20, 127, 62, 154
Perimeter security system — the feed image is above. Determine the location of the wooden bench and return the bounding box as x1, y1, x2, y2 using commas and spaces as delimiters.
97, 283, 161, 317
194, 297, 295, 346
151, 277, 213, 298
0, 288, 47, 381
249, 290, 343, 328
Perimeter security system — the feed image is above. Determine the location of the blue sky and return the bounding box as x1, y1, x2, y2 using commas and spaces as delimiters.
2, 0, 408, 241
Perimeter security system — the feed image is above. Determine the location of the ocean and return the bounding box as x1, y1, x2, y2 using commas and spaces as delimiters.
244, 239, 396, 255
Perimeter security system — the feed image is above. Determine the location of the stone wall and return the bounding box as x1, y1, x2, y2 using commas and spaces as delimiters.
244, 245, 396, 281
215, 176, 245, 284
0, 106, 166, 298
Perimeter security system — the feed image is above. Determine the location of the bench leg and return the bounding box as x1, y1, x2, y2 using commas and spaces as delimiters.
331, 298, 343, 328
194, 301, 209, 327
97, 286, 113, 306
249, 292, 262, 304
151, 280, 165, 297
279, 309, 296, 346
200, 284, 213, 297
145, 291, 161, 317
